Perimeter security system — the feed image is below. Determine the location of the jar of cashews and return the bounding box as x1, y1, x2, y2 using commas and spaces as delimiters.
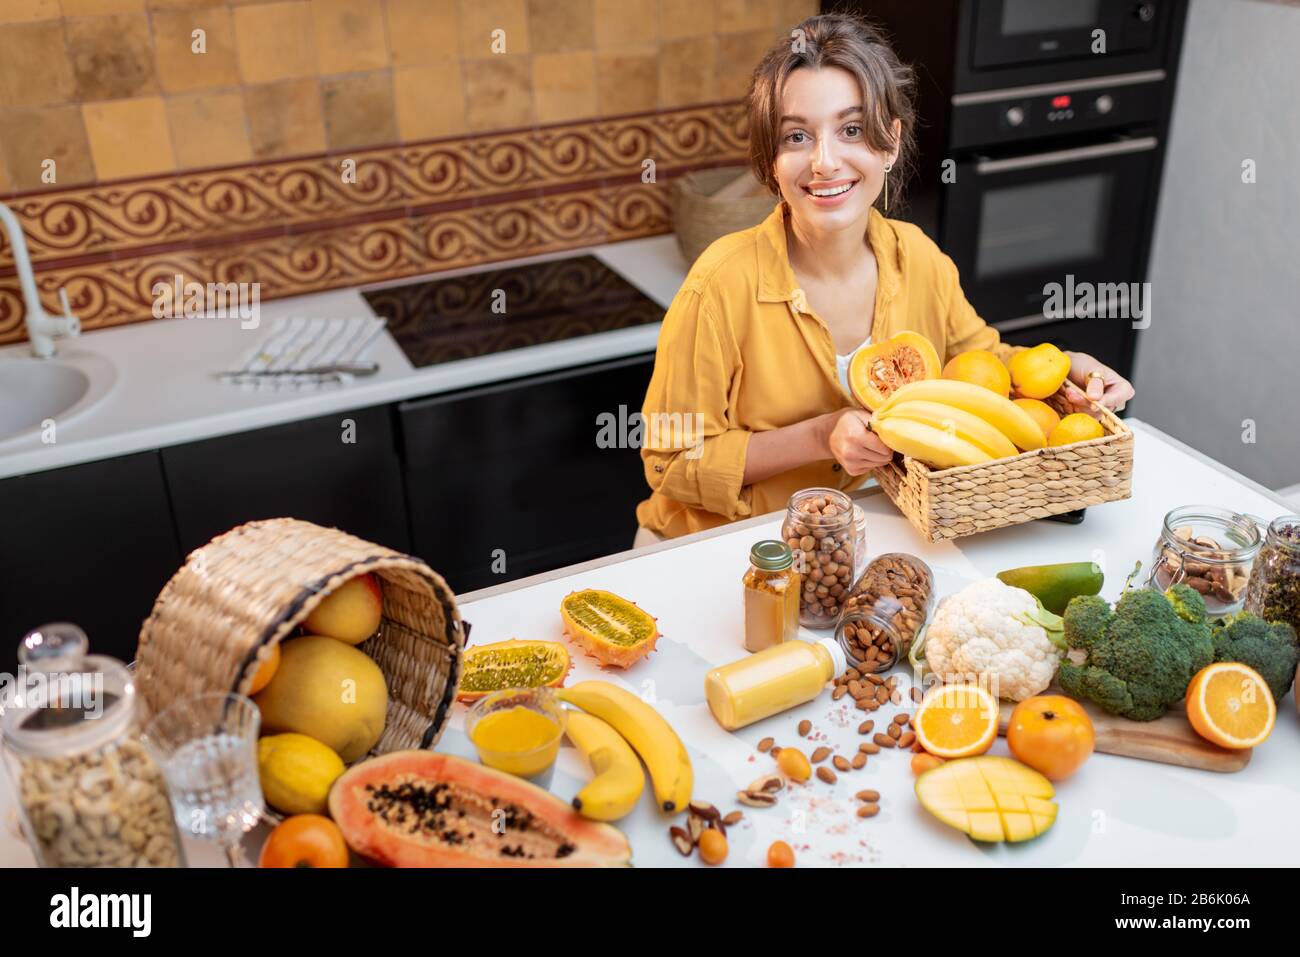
1, 624, 184, 868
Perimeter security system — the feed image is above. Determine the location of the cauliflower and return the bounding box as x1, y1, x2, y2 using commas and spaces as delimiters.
921, 578, 1066, 702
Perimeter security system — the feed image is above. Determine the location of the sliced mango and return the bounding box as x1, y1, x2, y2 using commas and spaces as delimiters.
915, 756, 1058, 843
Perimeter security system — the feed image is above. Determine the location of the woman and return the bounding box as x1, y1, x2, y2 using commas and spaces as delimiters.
635, 13, 1134, 545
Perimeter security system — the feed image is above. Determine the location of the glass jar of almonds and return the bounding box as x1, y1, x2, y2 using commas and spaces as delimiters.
782, 488, 856, 628
1, 624, 185, 868
834, 553, 935, 673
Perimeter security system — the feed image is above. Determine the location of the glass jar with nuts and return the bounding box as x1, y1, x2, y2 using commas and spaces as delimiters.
1244, 515, 1300, 634
1, 624, 185, 868
1148, 506, 1262, 617
782, 488, 857, 629
834, 553, 935, 673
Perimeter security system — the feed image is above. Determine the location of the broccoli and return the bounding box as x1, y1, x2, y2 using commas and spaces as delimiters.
1056, 583, 1215, 721
1211, 612, 1300, 702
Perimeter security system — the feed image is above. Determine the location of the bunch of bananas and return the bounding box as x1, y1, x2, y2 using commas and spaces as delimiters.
871, 379, 1046, 469
557, 680, 693, 821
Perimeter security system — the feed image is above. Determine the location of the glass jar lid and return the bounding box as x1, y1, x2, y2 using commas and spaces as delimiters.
1159, 505, 1263, 563
2, 623, 135, 759
749, 540, 794, 571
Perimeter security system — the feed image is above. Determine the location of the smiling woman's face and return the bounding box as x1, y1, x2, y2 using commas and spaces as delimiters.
773, 66, 898, 231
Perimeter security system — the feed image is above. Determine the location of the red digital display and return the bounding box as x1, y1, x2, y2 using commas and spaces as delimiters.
1052, 95, 1072, 109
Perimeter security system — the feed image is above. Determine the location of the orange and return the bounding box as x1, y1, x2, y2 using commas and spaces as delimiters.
1013, 398, 1061, 443
1185, 662, 1275, 749
1047, 412, 1104, 447
913, 683, 999, 758
698, 828, 728, 865
1008, 343, 1070, 399
1006, 695, 1094, 781
247, 643, 280, 695
910, 752, 945, 776
942, 349, 1011, 396
766, 840, 795, 868
259, 814, 350, 868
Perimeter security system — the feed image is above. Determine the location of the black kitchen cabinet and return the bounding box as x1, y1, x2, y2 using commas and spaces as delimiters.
160, 405, 409, 555
999, 317, 1133, 386
400, 354, 655, 593
0, 452, 181, 668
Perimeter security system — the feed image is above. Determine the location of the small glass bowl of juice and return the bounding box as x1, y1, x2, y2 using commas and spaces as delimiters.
466, 688, 566, 780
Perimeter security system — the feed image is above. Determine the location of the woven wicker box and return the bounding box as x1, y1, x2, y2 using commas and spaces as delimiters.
872, 395, 1134, 542
134, 518, 465, 755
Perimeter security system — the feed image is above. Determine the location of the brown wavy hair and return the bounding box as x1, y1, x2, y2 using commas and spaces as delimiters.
746, 12, 917, 212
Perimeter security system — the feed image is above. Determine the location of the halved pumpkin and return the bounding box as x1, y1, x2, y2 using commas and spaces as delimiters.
848, 331, 941, 410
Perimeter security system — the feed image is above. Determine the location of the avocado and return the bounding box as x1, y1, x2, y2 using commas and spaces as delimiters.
997, 562, 1104, 615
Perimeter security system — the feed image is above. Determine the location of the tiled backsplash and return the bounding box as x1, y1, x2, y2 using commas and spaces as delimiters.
0, 0, 814, 344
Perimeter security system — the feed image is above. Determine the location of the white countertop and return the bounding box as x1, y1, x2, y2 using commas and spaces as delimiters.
0, 234, 688, 480
1, 419, 1296, 867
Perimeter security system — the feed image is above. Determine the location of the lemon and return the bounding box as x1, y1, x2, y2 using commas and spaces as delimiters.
258, 733, 345, 815
1047, 412, 1105, 447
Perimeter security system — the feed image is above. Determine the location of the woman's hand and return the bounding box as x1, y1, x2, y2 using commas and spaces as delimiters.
1064, 351, 1135, 414
826, 409, 895, 475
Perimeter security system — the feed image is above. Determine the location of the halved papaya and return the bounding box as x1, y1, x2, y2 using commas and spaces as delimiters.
328, 751, 632, 867
848, 331, 941, 410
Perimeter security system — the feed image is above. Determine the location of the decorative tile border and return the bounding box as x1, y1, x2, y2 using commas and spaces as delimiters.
0, 102, 749, 345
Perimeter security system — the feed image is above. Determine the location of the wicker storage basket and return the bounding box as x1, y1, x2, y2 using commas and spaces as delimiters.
872, 394, 1134, 542
134, 518, 464, 755
671, 166, 775, 265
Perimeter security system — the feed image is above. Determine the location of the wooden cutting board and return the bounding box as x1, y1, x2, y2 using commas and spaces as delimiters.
997, 692, 1251, 773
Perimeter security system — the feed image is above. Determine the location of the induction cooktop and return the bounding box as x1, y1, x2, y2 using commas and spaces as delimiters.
362, 255, 664, 369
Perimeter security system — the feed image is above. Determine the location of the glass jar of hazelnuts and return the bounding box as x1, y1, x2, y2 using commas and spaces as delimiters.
782, 488, 856, 629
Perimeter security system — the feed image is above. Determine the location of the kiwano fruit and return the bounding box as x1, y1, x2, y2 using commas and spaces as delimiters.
456, 639, 572, 702
328, 751, 631, 867
847, 331, 941, 410
560, 589, 659, 669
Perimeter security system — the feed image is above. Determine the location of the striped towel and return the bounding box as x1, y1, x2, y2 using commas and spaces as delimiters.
223, 317, 386, 391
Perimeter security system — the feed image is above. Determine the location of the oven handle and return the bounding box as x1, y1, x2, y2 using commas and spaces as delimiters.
975, 136, 1159, 175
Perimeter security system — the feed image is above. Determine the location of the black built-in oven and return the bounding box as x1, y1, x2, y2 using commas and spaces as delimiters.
943, 133, 1159, 325
838, 0, 1188, 382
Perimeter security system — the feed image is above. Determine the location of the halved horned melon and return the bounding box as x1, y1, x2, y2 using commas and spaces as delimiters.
848, 331, 941, 410
560, 589, 659, 669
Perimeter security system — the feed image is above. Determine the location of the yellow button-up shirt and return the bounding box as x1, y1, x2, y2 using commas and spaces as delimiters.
635, 201, 1020, 538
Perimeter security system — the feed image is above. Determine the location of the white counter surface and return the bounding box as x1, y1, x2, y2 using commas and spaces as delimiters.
1, 418, 1296, 867
0, 235, 687, 480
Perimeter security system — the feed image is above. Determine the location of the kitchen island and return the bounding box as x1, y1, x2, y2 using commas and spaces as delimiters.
4, 417, 1292, 868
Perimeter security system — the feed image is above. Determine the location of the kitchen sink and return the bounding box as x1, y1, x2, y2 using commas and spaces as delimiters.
0, 350, 117, 447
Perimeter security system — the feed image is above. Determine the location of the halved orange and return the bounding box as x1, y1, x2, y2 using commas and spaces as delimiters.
1185, 662, 1275, 750
913, 683, 999, 758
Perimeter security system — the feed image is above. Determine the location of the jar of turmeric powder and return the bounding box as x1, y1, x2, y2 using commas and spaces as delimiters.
742, 541, 801, 653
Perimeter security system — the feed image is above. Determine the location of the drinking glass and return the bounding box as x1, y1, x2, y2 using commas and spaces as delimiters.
144, 693, 263, 868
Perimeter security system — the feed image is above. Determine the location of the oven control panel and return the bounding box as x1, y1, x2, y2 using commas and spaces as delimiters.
951, 79, 1165, 150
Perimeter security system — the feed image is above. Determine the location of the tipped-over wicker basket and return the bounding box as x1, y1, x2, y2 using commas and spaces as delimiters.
872, 393, 1134, 542
134, 518, 464, 754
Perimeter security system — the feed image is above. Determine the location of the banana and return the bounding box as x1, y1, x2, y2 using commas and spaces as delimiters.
873, 416, 993, 469
557, 681, 692, 813
873, 399, 1018, 459
874, 379, 1046, 450
564, 711, 645, 821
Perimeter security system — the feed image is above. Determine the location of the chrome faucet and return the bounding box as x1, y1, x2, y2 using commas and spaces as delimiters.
0, 201, 80, 358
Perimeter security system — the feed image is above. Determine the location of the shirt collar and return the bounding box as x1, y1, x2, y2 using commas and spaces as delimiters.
755, 200, 902, 305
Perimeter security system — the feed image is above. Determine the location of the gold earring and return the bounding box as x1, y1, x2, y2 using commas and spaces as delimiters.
883, 162, 893, 212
